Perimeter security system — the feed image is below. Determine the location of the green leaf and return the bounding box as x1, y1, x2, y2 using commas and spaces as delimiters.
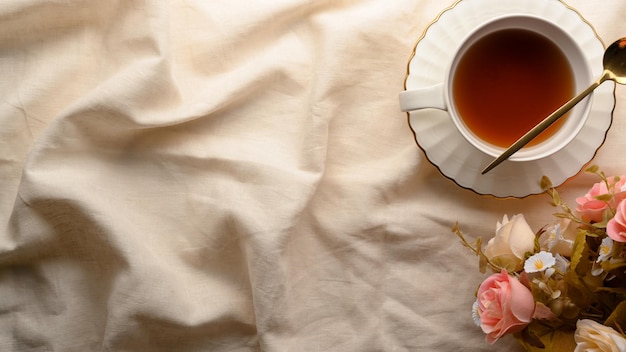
586, 165, 600, 174
595, 193, 613, 202
489, 254, 519, 273
570, 230, 588, 274
541, 176, 554, 191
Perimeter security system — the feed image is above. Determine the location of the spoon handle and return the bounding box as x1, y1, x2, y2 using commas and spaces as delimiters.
481, 72, 611, 175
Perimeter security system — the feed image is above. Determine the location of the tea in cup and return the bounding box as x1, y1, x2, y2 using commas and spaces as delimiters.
399, 15, 592, 162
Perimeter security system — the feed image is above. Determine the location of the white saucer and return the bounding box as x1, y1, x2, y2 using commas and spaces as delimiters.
404, 0, 615, 198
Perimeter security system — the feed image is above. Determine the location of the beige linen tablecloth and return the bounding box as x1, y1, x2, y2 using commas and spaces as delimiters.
2, 1, 626, 351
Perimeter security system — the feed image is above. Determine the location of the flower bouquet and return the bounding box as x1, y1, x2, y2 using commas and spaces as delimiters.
454, 166, 626, 351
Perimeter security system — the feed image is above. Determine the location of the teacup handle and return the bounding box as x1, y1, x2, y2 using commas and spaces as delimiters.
399, 82, 446, 112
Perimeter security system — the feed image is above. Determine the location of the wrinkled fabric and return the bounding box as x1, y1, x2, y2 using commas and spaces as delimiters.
1, 1, 625, 351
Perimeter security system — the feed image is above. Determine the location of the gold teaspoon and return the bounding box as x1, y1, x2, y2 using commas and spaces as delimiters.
482, 37, 626, 175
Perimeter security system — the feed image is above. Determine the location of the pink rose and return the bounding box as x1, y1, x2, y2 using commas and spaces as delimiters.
476, 270, 535, 344
607, 200, 626, 242
576, 176, 626, 223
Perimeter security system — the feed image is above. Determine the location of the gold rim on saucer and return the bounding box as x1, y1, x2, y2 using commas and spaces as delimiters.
403, 0, 616, 198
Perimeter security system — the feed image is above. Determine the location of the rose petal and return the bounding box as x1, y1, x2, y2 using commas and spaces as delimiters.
477, 270, 535, 344
607, 201, 626, 242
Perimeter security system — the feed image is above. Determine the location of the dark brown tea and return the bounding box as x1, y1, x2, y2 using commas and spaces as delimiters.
453, 29, 574, 148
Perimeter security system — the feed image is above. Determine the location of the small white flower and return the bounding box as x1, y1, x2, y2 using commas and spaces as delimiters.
591, 262, 605, 277
554, 254, 570, 273
592, 237, 616, 277
543, 223, 561, 250
472, 300, 481, 327
532, 277, 561, 299
539, 219, 576, 257
524, 251, 556, 273
597, 237, 614, 263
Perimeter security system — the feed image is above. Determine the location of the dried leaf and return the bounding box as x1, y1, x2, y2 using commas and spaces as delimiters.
515, 322, 577, 352
552, 189, 562, 207
489, 255, 518, 273
601, 260, 626, 273
570, 231, 588, 273
519, 271, 531, 289
595, 193, 613, 202
478, 254, 487, 274
605, 301, 626, 332
545, 329, 577, 351
563, 271, 594, 308
533, 302, 557, 321
596, 287, 626, 297
541, 175, 553, 191
521, 327, 545, 349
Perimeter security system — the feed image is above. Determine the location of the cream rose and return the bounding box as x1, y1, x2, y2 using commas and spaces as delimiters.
484, 214, 536, 271
574, 319, 626, 352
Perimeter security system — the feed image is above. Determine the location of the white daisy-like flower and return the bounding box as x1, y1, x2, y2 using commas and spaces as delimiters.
472, 300, 481, 327
524, 251, 556, 273
597, 237, 614, 263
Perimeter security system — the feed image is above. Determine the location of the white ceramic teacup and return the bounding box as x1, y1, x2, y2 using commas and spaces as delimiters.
399, 15, 593, 162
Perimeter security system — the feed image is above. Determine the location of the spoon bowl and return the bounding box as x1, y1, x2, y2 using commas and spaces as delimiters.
603, 38, 626, 84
